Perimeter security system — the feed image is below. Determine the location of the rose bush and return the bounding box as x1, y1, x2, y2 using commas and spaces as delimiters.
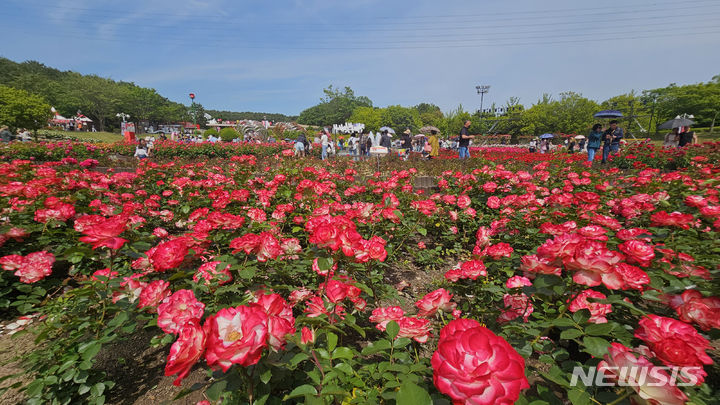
0, 141, 718, 404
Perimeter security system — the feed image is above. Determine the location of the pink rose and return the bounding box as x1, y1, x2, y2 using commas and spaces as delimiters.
157, 289, 205, 335
568, 289, 612, 323
432, 319, 529, 405
165, 319, 206, 386
415, 288, 456, 317
204, 305, 268, 371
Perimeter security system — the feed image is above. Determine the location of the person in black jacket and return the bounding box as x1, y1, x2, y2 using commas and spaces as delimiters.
401, 129, 412, 149
380, 130, 392, 148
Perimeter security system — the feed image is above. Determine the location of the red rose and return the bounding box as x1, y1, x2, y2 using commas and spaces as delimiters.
300, 327, 315, 345
148, 239, 189, 272
650, 211, 694, 229
252, 293, 295, 351
396, 317, 431, 343
618, 240, 655, 267
669, 289, 720, 331
204, 305, 268, 371
635, 314, 713, 383
432, 319, 529, 405
165, 319, 206, 386
506, 276, 532, 289
138, 280, 170, 309
498, 293, 533, 323
0, 251, 55, 283
416, 288, 456, 317
78, 215, 128, 250
193, 261, 232, 286
598, 343, 688, 405
568, 289, 612, 323
157, 289, 205, 335
369, 306, 405, 331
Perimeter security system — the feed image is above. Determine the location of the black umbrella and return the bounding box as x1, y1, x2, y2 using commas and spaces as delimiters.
657, 116, 695, 130
593, 110, 624, 119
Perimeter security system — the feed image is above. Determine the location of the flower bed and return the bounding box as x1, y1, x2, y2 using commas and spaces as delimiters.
0, 143, 718, 404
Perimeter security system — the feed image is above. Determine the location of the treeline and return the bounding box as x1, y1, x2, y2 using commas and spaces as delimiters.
300, 77, 720, 136
206, 110, 298, 123
0, 57, 296, 131
0, 57, 191, 131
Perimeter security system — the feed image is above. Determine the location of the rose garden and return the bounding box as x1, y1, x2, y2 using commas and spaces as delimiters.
0, 140, 719, 405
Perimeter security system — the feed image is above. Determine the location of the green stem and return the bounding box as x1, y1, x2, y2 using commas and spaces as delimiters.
606, 388, 633, 405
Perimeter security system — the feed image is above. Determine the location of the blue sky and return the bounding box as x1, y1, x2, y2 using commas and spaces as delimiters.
2, 0, 719, 115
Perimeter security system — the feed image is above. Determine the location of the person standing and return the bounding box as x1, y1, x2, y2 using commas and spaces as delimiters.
295, 132, 307, 157
568, 138, 576, 153
578, 137, 586, 152
458, 120, 474, 159
587, 124, 603, 162
401, 129, 412, 150
529, 139, 537, 153
379, 130, 392, 148
428, 129, 440, 159
678, 126, 697, 147
602, 120, 623, 163
0, 126, 13, 142
359, 132, 368, 157
320, 131, 330, 160
663, 128, 680, 148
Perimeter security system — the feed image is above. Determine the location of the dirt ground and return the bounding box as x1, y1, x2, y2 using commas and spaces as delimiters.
0, 326, 210, 405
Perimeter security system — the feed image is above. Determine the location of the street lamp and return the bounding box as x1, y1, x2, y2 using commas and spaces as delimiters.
476, 85, 490, 117
116, 113, 130, 122
189, 93, 196, 130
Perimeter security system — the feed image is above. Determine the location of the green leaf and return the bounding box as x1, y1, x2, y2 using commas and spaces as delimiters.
582, 336, 610, 357
205, 380, 227, 401
327, 332, 338, 352
78, 341, 101, 361
284, 384, 318, 400
551, 317, 576, 327
396, 381, 432, 405
568, 389, 593, 405
418, 227, 427, 236
260, 369, 272, 385
560, 329, 583, 340
585, 323, 614, 336
361, 339, 391, 355
386, 321, 400, 340
332, 347, 354, 360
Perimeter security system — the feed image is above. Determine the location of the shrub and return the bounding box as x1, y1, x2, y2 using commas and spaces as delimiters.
203, 128, 218, 138
219, 127, 239, 142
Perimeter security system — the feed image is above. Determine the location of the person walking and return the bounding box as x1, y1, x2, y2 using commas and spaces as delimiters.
458, 120, 474, 159
587, 124, 603, 163
602, 120, 623, 163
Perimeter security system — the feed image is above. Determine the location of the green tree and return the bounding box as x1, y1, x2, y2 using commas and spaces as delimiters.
0, 85, 52, 133
349, 106, 382, 132
379, 105, 421, 132
298, 86, 372, 125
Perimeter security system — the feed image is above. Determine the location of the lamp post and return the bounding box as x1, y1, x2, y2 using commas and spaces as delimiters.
475, 85, 490, 117
189, 93, 196, 131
